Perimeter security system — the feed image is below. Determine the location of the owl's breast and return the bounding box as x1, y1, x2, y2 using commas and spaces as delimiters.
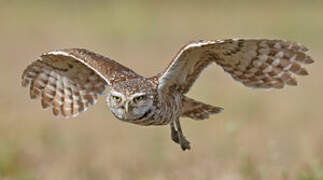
151, 91, 183, 125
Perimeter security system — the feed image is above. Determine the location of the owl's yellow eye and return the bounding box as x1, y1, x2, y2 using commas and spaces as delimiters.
112, 96, 121, 102
133, 95, 144, 103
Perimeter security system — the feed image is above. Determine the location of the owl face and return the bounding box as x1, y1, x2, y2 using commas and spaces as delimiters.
106, 79, 155, 121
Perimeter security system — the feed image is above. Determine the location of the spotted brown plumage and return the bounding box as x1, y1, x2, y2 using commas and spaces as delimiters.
21, 39, 314, 151
158, 39, 313, 94
22, 48, 140, 117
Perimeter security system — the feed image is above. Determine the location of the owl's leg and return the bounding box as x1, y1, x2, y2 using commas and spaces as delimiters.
170, 121, 179, 143
174, 118, 191, 151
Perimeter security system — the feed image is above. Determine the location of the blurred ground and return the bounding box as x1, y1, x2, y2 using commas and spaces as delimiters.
0, 0, 323, 179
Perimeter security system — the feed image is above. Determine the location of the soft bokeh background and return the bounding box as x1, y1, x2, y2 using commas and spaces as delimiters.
1, 0, 322, 179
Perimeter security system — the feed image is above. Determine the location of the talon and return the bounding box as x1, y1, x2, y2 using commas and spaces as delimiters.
178, 135, 191, 151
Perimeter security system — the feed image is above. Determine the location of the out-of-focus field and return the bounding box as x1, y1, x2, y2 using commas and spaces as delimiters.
0, 0, 322, 179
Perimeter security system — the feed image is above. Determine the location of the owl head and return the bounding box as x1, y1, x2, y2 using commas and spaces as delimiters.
106, 78, 156, 121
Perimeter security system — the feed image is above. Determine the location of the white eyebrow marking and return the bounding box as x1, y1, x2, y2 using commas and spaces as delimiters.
110, 91, 124, 98
130, 92, 146, 99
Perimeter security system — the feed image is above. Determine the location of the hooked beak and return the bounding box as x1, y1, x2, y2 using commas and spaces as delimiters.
124, 102, 129, 113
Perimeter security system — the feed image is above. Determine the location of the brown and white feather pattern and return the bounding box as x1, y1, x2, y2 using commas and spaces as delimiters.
22, 48, 140, 117
158, 39, 314, 93
181, 96, 223, 120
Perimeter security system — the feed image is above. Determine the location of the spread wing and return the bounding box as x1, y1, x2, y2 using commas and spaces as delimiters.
158, 39, 314, 94
22, 48, 140, 117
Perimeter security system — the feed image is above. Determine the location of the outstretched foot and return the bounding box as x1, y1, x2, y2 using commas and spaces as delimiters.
170, 121, 191, 151
178, 134, 191, 151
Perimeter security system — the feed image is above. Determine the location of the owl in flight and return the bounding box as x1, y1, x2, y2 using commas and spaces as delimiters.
22, 39, 314, 150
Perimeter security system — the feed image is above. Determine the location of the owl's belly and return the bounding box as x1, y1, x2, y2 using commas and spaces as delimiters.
129, 111, 174, 126
120, 108, 171, 126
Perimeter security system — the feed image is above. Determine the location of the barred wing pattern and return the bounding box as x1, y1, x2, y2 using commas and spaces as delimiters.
22, 48, 139, 117
158, 39, 314, 94
181, 96, 223, 120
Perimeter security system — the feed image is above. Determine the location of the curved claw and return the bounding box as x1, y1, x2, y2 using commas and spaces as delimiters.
179, 136, 191, 151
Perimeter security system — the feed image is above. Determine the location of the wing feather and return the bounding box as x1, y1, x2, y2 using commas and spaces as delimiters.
22, 48, 140, 117
158, 39, 314, 93
181, 96, 223, 120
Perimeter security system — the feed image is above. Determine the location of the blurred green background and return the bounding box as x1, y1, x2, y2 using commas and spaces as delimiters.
1, 0, 323, 179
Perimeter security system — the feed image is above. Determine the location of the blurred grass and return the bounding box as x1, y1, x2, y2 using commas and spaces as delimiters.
0, 0, 323, 179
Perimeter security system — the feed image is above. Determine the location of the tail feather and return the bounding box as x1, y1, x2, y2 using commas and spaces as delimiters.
181, 96, 223, 120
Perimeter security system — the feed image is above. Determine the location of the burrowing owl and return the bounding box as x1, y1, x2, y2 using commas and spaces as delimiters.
22, 39, 314, 150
